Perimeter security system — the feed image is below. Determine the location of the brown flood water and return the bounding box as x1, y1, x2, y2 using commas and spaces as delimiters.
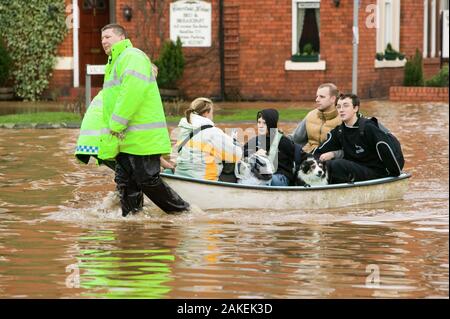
0, 101, 448, 299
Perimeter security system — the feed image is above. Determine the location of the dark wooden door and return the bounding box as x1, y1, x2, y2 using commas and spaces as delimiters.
79, 0, 109, 86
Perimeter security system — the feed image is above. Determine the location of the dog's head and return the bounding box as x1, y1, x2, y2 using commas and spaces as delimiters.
296, 154, 328, 186
236, 153, 274, 185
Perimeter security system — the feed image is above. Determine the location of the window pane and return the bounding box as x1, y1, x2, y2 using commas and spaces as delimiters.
298, 8, 320, 54
385, 2, 393, 48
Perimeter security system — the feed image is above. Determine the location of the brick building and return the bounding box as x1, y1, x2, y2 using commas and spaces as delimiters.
52, 0, 448, 101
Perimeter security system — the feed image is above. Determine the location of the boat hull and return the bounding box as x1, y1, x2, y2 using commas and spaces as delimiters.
161, 173, 411, 210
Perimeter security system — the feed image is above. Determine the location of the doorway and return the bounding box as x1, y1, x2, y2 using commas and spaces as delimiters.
79, 0, 110, 86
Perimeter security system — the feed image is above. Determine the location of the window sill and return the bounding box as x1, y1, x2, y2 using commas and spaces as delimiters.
374, 59, 407, 68
285, 60, 326, 71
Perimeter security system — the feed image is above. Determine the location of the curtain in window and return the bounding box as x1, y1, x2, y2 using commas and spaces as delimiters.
315, 8, 320, 33
297, 8, 306, 53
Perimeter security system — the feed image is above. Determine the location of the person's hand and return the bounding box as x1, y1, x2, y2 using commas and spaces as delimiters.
319, 152, 335, 162
166, 161, 176, 170
160, 156, 176, 172
152, 64, 158, 78
256, 149, 267, 156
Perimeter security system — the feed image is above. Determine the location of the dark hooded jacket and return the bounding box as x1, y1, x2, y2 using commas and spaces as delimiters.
243, 109, 295, 182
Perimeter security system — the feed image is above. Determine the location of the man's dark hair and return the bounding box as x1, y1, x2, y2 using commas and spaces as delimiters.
338, 93, 360, 108
101, 24, 128, 38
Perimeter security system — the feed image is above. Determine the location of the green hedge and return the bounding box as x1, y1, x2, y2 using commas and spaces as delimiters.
0, 0, 67, 100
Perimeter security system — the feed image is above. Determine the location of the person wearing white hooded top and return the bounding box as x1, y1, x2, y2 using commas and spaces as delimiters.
174, 97, 243, 181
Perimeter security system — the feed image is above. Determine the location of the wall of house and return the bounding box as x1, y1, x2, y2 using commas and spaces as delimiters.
47, 0, 74, 99
51, 0, 431, 102
221, 0, 423, 100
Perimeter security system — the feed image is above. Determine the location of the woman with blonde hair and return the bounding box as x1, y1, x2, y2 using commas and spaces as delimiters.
175, 97, 242, 181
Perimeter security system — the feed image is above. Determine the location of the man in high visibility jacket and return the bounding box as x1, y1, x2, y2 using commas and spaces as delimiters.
98, 23, 189, 216
75, 90, 143, 211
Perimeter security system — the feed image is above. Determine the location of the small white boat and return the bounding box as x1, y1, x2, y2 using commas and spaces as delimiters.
161, 172, 411, 210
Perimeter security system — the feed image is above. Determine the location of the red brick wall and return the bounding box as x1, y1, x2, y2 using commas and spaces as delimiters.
115, 0, 221, 98
390, 86, 449, 102
49, 0, 74, 97
53, 0, 430, 102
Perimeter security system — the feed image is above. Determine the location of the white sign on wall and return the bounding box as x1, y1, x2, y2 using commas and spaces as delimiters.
443, 10, 449, 58
170, 0, 212, 47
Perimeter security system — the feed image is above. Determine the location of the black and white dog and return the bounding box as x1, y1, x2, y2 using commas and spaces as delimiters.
235, 153, 274, 185
295, 153, 328, 187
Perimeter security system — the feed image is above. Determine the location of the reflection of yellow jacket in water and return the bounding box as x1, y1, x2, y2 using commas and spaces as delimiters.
75, 91, 104, 164
175, 114, 242, 181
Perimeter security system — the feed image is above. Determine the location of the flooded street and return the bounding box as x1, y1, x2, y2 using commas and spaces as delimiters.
0, 101, 448, 298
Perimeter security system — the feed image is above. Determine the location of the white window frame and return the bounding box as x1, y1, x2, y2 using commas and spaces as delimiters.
376, 0, 401, 53
431, 0, 437, 57
424, 0, 429, 57
424, 0, 448, 58
287, 0, 325, 70
291, 0, 320, 55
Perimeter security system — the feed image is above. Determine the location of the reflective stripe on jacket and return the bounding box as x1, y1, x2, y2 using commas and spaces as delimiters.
174, 114, 242, 181
98, 39, 171, 160
75, 91, 104, 163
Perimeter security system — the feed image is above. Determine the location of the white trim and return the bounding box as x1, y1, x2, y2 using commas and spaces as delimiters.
54, 57, 74, 70
376, 0, 384, 52
73, 0, 79, 88
374, 58, 407, 68
424, 0, 429, 57
292, 0, 297, 55
284, 60, 326, 71
431, 0, 437, 57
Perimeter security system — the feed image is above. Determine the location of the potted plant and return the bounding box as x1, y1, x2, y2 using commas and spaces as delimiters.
154, 37, 185, 98
0, 39, 14, 100
375, 52, 385, 61
384, 43, 398, 60
291, 43, 319, 62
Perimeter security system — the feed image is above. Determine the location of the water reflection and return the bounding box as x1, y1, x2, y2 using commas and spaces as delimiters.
0, 101, 448, 298
75, 228, 175, 299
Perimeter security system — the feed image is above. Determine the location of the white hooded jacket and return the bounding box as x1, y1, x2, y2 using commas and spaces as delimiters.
175, 114, 242, 180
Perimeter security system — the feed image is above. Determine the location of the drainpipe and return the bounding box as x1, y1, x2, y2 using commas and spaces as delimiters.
73, 0, 79, 88
219, 0, 225, 100
352, 0, 359, 95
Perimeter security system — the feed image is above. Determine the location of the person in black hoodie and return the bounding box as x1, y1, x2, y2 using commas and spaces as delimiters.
243, 109, 295, 186
314, 93, 403, 184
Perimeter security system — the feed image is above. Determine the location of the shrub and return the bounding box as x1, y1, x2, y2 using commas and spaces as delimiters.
375, 52, 384, 61
154, 37, 185, 89
0, 39, 12, 86
425, 64, 449, 87
0, 0, 67, 100
403, 49, 424, 86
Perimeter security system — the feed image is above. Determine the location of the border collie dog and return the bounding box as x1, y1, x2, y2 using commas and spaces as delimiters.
235, 153, 274, 186
296, 154, 328, 187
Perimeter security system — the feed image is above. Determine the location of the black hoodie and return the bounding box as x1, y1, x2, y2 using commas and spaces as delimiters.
243, 109, 295, 182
